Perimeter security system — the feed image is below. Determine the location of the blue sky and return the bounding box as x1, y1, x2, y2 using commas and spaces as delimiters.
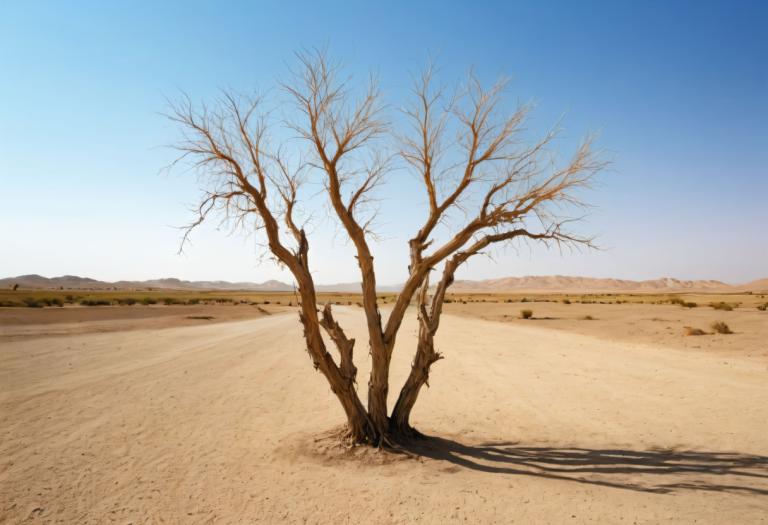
1, 1, 766, 284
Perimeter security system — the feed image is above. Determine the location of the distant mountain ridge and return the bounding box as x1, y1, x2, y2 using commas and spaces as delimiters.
1, 274, 765, 293
450, 275, 766, 293
0, 274, 296, 292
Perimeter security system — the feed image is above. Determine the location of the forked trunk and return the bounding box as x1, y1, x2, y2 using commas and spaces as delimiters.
390, 323, 442, 437
336, 385, 379, 443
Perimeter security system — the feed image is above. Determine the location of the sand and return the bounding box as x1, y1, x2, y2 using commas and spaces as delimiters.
445, 300, 768, 360
1, 306, 767, 523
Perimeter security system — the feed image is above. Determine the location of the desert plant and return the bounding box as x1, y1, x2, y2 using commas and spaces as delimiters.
80, 299, 111, 306
683, 326, 705, 336
520, 309, 533, 319
710, 321, 733, 334
710, 302, 733, 311
169, 51, 602, 444
23, 297, 42, 308
757, 303, 767, 311
580, 315, 595, 320
118, 298, 137, 305
562, 298, 571, 304
141, 297, 157, 305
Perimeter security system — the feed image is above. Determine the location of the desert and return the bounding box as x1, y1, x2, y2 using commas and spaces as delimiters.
3, 3, 767, 523
2, 288, 767, 523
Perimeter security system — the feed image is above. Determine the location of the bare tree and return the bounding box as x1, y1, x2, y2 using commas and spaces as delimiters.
168, 51, 604, 445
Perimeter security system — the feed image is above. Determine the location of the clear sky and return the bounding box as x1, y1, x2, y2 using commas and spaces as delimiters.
1, 1, 766, 285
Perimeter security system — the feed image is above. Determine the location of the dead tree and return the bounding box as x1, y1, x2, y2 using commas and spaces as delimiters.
169, 52, 604, 445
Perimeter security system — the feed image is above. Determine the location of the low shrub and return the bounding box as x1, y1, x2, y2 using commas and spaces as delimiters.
117, 298, 137, 306
520, 309, 533, 319
80, 299, 111, 306
188, 298, 200, 305
683, 326, 705, 336
562, 298, 571, 304
580, 315, 595, 320
141, 297, 157, 305
710, 302, 733, 311
23, 297, 42, 308
710, 321, 733, 334
757, 303, 767, 311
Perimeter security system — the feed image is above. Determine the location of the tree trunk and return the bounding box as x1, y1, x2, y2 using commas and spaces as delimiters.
336, 383, 378, 443
367, 350, 391, 436
390, 320, 442, 437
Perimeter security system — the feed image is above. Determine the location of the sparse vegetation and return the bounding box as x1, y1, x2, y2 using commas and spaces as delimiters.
80, 299, 112, 306
562, 298, 571, 304
683, 326, 706, 336
520, 309, 533, 319
710, 321, 733, 334
758, 303, 767, 311
580, 315, 595, 320
22, 297, 42, 308
710, 302, 734, 311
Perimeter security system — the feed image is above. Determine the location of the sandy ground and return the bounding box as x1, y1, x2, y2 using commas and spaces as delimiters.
446, 301, 768, 360
0, 304, 286, 342
1, 307, 767, 523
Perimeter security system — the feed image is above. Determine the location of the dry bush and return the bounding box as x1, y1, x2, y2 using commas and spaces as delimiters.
710, 302, 733, 311
683, 326, 706, 336
520, 309, 533, 319
710, 321, 733, 334
580, 315, 595, 320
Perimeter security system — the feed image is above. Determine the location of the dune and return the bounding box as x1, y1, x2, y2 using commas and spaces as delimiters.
450, 275, 739, 293
1, 309, 766, 523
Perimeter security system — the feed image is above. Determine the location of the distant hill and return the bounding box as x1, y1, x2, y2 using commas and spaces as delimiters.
449, 275, 764, 293
1, 274, 765, 294
739, 278, 768, 292
0, 274, 295, 292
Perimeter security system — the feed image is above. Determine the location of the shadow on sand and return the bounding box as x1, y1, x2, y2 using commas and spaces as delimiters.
402, 436, 768, 495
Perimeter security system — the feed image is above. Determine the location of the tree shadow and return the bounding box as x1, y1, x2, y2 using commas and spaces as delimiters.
402, 435, 768, 495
